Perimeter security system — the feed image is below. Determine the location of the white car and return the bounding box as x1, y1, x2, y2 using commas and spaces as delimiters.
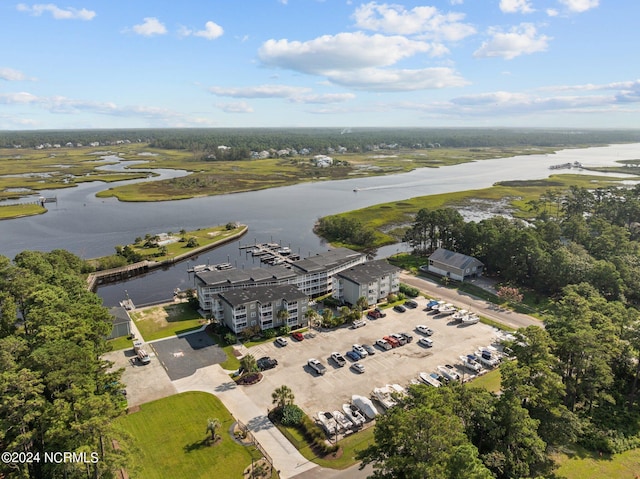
331, 352, 346, 367
275, 337, 288, 347
375, 339, 392, 350
352, 344, 368, 358
350, 362, 365, 374
416, 325, 434, 336
418, 337, 433, 348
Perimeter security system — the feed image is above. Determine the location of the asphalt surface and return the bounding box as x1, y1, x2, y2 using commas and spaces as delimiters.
151, 331, 227, 380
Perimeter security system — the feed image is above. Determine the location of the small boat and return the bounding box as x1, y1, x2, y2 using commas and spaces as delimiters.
425, 299, 440, 310
332, 410, 352, 431
430, 300, 446, 312
214, 262, 233, 270
419, 371, 442, 387
342, 403, 365, 427
352, 395, 379, 420
461, 313, 479, 325
371, 384, 406, 410
437, 365, 460, 382
317, 411, 338, 435
277, 246, 291, 255
460, 355, 482, 373
437, 303, 456, 315
451, 309, 468, 322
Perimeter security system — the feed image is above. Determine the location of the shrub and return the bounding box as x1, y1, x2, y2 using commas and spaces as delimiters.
277, 325, 291, 336
281, 404, 305, 427
399, 283, 420, 297
262, 328, 276, 339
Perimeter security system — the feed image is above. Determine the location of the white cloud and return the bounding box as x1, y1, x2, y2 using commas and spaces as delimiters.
209, 84, 311, 98
326, 67, 469, 91
179, 21, 224, 40
16, 3, 95, 20
0, 92, 40, 104
474, 24, 550, 60
216, 102, 254, 113
559, 0, 599, 13
259, 31, 440, 74
132, 17, 167, 37
499, 0, 534, 14
0, 68, 27, 81
292, 93, 356, 104
546, 8, 559, 16
352, 2, 476, 41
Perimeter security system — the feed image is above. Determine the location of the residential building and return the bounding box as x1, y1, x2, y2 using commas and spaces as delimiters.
214, 284, 308, 333
427, 248, 483, 282
194, 247, 367, 314
108, 306, 131, 339
332, 259, 401, 306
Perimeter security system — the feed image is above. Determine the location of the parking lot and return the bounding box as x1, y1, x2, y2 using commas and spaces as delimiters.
243, 301, 502, 417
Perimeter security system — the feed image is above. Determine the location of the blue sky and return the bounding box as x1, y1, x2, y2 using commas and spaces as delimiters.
1, 0, 638, 130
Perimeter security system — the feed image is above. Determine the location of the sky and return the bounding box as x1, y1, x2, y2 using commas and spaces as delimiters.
1, 0, 639, 130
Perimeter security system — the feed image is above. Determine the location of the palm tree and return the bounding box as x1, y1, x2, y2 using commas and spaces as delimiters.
356, 296, 369, 314
206, 417, 221, 443
322, 308, 333, 327
304, 308, 318, 328
277, 308, 289, 326
272, 385, 295, 410
240, 354, 258, 374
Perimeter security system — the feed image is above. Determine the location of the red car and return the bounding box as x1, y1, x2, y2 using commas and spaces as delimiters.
291, 332, 304, 341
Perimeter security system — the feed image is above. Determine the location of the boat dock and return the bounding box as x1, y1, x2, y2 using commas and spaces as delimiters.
239, 242, 301, 266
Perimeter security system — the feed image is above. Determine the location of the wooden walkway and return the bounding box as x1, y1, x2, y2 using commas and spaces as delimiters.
86, 261, 156, 291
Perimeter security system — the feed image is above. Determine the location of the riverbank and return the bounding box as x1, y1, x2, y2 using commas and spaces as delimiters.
314, 172, 638, 251
86, 224, 248, 290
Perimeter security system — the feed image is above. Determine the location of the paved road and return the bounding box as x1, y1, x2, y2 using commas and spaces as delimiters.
399, 272, 541, 330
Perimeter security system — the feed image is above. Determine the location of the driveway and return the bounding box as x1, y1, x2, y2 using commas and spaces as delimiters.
399, 272, 541, 330
151, 331, 227, 380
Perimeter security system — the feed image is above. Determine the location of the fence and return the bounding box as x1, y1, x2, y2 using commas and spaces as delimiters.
236, 419, 275, 478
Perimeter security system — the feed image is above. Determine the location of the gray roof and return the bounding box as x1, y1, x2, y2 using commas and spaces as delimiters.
217, 284, 307, 308
109, 306, 131, 325
195, 264, 297, 287
429, 248, 483, 270
290, 247, 364, 274
336, 259, 401, 285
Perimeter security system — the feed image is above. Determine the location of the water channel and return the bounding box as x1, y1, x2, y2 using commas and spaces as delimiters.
2, 143, 640, 307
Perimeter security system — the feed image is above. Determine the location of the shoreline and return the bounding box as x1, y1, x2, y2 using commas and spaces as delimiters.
86, 225, 248, 291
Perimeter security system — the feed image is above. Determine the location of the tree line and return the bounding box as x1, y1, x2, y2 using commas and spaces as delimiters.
404, 185, 640, 302
0, 250, 128, 478
3, 127, 640, 151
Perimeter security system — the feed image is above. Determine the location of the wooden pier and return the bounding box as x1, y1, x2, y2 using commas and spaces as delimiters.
86, 261, 156, 291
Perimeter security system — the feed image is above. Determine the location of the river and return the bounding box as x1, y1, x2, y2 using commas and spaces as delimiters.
2, 143, 639, 307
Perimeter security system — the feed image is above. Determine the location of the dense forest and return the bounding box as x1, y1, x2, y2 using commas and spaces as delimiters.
2, 127, 640, 153
0, 251, 128, 478
374, 185, 640, 477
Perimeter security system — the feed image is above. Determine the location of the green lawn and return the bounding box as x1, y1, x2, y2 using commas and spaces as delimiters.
276, 422, 375, 470
552, 445, 640, 479
107, 335, 134, 351
0, 203, 46, 220
469, 368, 502, 393
130, 302, 205, 341
115, 391, 258, 479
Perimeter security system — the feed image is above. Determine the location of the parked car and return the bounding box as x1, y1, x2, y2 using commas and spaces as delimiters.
307, 358, 327, 375
400, 332, 413, 343
275, 337, 288, 347
137, 349, 151, 365
393, 304, 406, 313
346, 350, 361, 361
418, 337, 433, 348
390, 333, 407, 346
351, 319, 366, 329
416, 325, 433, 336
362, 344, 376, 356
257, 356, 278, 371
291, 332, 304, 341
352, 344, 368, 358
331, 352, 346, 367
375, 307, 387, 317
350, 362, 365, 374
404, 299, 418, 308
383, 335, 400, 348
367, 309, 382, 319
376, 338, 392, 350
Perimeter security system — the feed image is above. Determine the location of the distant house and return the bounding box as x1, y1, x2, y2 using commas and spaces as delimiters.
108, 306, 131, 339
427, 248, 483, 282
312, 155, 333, 167
332, 259, 401, 306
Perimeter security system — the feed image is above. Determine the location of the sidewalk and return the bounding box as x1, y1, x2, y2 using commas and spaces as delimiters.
172, 365, 318, 479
